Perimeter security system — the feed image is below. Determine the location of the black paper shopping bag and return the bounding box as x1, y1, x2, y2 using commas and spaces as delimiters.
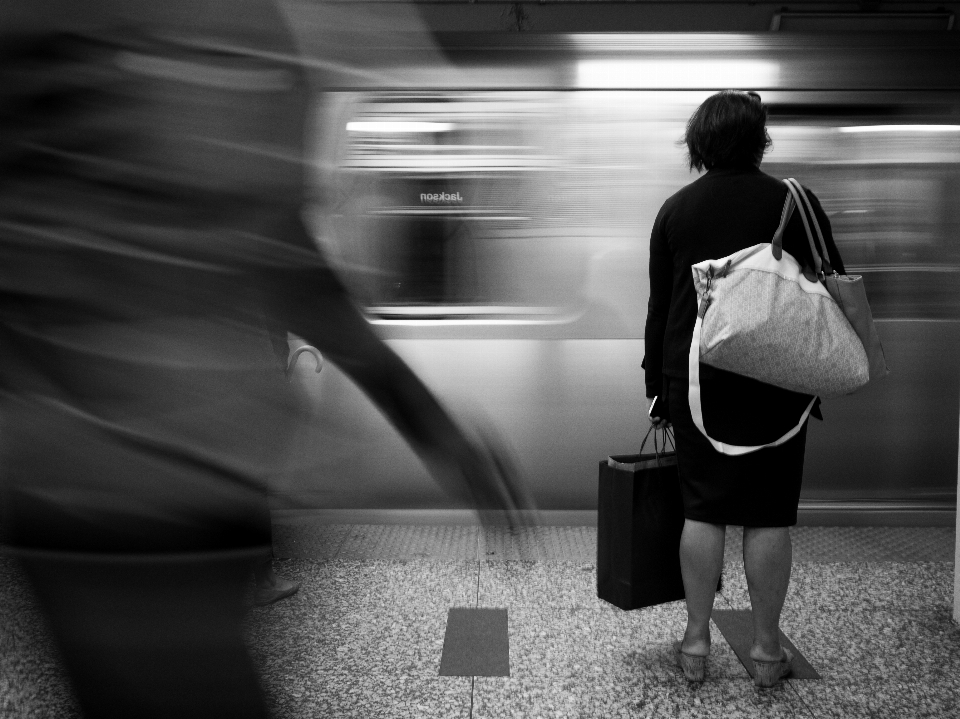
597, 429, 687, 610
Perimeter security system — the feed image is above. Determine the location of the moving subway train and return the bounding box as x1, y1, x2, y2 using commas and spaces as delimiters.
276, 32, 960, 521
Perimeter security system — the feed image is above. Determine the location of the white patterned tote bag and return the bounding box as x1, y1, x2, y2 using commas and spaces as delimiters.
688, 180, 870, 455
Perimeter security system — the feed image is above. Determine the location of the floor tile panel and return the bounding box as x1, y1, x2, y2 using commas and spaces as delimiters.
473, 675, 812, 719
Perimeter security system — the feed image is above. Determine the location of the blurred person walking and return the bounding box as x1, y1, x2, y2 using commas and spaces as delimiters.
0, 2, 531, 717
643, 90, 846, 687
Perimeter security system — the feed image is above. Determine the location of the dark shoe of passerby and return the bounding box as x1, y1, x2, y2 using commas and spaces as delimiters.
253, 559, 299, 607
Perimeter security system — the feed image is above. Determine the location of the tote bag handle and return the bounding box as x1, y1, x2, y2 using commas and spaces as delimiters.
782, 178, 834, 277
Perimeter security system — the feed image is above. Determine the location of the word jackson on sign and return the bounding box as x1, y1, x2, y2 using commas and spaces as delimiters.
420, 191, 463, 203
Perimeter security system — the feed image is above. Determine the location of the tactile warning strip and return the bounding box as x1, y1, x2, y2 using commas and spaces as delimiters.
724, 526, 956, 563
272, 522, 955, 562
304, 524, 479, 560
480, 526, 597, 562
271, 523, 351, 560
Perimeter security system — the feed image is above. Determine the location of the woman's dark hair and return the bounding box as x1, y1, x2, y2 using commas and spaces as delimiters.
682, 90, 772, 172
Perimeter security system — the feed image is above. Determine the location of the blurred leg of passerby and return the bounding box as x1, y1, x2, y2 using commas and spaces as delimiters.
17, 548, 268, 719
253, 556, 300, 606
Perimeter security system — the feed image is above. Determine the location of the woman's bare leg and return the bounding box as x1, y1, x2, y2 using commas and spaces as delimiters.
742, 526, 792, 662
679, 519, 726, 655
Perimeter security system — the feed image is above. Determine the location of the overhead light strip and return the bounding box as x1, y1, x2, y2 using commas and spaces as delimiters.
838, 125, 960, 133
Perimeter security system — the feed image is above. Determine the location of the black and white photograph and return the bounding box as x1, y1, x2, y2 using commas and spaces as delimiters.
2, 1, 959, 717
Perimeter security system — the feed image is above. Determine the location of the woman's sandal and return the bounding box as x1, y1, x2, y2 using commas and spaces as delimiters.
753, 647, 794, 688
673, 641, 707, 683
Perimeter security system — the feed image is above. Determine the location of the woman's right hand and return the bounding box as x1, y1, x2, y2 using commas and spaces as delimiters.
648, 397, 671, 429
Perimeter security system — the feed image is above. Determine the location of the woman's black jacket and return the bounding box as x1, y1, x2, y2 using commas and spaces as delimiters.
643, 165, 846, 401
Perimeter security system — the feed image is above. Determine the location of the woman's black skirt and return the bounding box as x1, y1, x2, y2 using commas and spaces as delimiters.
663, 367, 813, 527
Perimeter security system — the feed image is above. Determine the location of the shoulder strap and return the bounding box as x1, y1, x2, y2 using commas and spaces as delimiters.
689, 313, 816, 455
784, 178, 834, 277
770, 190, 795, 261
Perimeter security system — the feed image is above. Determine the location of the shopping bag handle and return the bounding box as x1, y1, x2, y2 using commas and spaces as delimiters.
639, 425, 675, 457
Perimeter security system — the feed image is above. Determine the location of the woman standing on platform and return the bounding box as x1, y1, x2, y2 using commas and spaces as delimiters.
643, 90, 846, 687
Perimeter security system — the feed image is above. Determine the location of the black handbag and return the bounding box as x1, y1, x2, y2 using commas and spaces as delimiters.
597, 428, 720, 610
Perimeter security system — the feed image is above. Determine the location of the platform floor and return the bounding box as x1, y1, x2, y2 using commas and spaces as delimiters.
2, 525, 958, 718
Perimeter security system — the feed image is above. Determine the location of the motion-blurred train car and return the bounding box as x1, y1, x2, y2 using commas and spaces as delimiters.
278, 32, 960, 523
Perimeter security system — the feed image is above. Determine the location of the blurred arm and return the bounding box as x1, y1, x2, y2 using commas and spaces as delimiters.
259, 212, 531, 515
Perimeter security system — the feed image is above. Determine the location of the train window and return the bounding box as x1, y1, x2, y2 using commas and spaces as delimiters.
322, 94, 582, 322
765, 119, 960, 320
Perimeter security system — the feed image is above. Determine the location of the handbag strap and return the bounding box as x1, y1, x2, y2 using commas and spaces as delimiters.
783, 178, 834, 279
688, 313, 817, 455
770, 191, 795, 261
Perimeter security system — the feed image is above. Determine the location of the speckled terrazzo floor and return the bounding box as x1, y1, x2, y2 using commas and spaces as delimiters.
1, 525, 958, 718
